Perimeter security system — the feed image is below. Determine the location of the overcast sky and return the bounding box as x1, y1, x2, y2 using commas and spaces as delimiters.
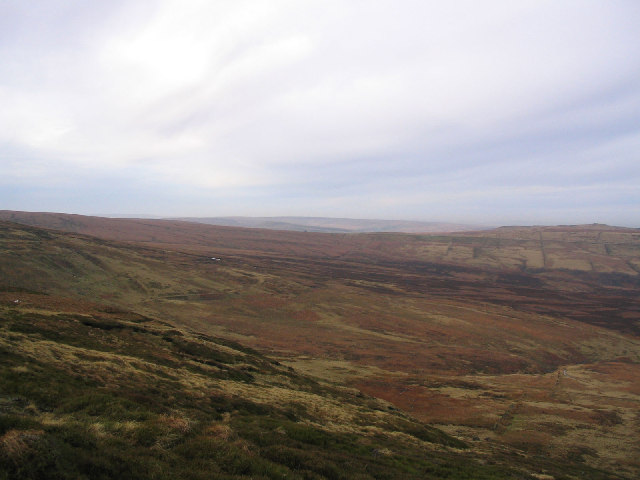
1, 0, 639, 226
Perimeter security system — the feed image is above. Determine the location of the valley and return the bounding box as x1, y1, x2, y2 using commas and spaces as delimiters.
1, 211, 639, 479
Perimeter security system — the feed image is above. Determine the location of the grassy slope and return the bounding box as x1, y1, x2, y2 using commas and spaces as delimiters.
2, 293, 497, 480
1, 216, 640, 478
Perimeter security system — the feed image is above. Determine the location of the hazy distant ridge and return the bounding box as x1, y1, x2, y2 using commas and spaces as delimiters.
172, 216, 481, 233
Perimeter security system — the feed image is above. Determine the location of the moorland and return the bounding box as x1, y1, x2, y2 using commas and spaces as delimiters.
1, 210, 639, 479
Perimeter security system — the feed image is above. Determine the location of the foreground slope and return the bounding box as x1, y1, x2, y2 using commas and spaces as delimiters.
2, 291, 489, 480
2, 214, 640, 477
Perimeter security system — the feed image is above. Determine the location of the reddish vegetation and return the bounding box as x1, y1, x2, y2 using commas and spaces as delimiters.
2, 211, 640, 476
0, 291, 99, 314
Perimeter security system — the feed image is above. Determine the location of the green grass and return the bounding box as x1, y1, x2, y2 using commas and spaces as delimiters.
0, 302, 546, 480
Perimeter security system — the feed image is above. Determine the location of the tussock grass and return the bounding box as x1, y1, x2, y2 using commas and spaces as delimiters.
4, 299, 538, 480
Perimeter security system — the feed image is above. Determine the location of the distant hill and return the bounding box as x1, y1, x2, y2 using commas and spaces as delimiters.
1, 211, 639, 278
171, 216, 482, 233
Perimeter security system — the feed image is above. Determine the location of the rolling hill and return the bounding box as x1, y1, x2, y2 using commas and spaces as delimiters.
2, 211, 640, 478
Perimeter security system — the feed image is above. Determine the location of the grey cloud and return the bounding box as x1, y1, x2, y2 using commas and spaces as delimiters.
1, 1, 639, 225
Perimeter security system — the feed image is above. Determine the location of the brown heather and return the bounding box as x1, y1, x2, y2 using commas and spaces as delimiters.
1, 211, 639, 479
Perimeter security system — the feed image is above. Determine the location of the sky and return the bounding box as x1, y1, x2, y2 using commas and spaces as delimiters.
1, 0, 639, 226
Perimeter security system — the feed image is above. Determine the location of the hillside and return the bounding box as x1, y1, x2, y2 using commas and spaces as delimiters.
2, 210, 639, 335
2, 213, 640, 478
2, 287, 488, 479
2, 211, 639, 279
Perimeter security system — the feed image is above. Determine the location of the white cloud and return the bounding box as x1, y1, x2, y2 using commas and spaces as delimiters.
1, 0, 639, 223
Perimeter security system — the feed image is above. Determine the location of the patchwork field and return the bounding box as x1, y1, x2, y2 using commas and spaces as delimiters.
1, 211, 639, 478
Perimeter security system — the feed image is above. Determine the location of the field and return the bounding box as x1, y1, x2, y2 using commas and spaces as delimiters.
1, 211, 639, 478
